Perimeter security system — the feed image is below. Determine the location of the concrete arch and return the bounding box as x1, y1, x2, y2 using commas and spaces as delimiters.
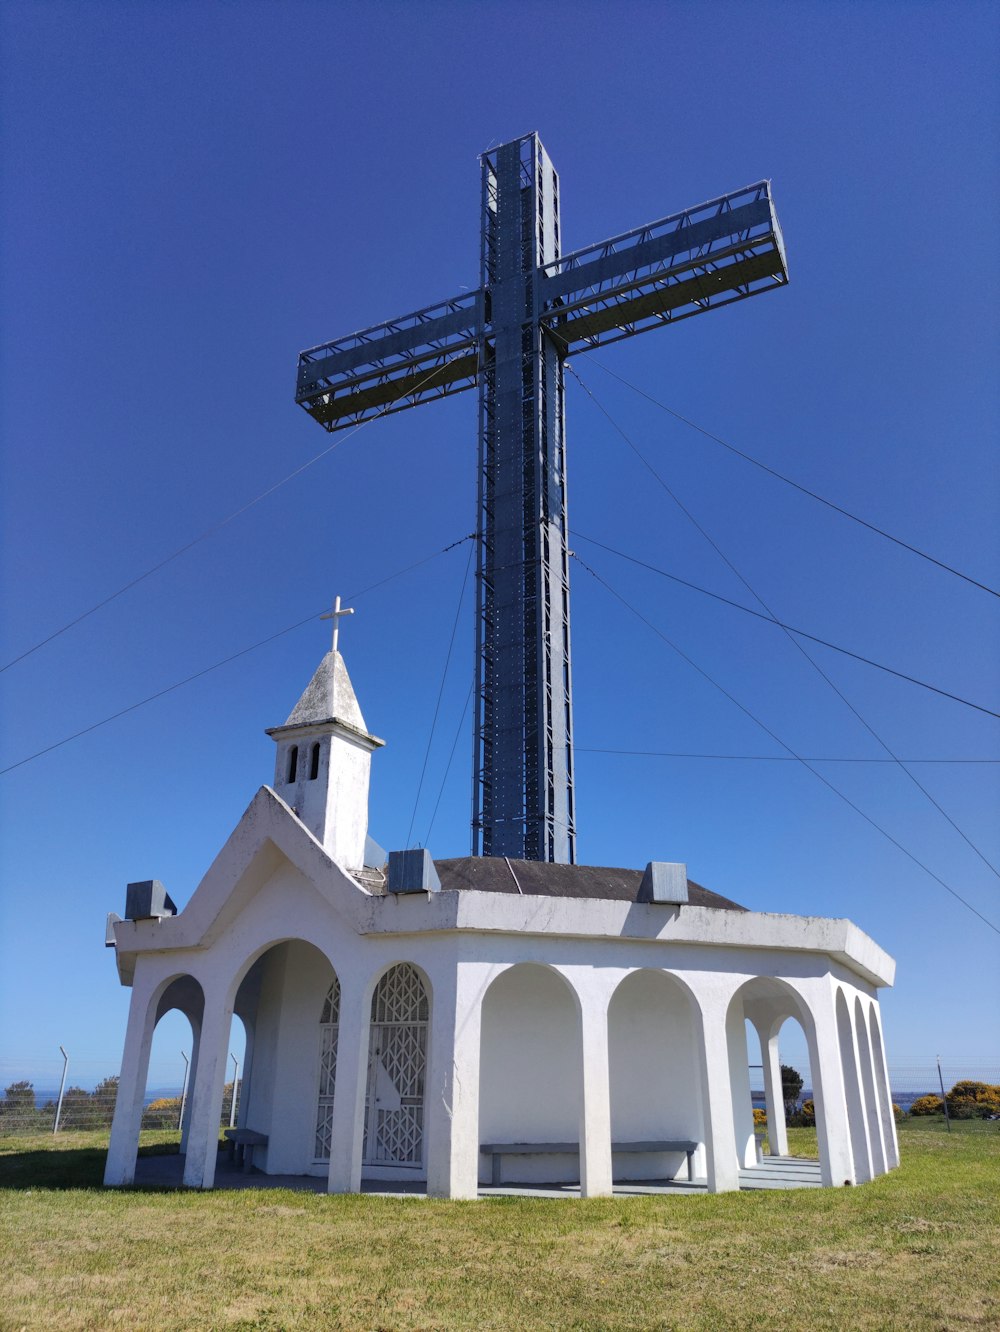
478, 962, 584, 1185
608, 968, 706, 1182
868, 1002, 899, 1168
220, 932, 346, 1013
855, 995, 886, 1175
221, 938, 339, 1176
104, 969, 207, 1187
836, 986, 872, 1183
726, 976, 820, 1171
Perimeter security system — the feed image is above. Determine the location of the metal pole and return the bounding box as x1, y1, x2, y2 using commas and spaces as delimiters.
178, 1051, 190, 1132
228, 1053, 239, 1128
53, 1046, 69, 1134
937, 1056, 951, 1133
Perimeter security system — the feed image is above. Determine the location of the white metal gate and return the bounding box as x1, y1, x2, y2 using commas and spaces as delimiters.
362, 964, 428, 1167
313, 978, 340, 1161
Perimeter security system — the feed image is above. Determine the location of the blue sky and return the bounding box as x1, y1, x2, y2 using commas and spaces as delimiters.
1, 0, 998, 1092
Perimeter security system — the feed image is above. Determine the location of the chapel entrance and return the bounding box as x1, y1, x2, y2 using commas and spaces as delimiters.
362, 963, 429, 1169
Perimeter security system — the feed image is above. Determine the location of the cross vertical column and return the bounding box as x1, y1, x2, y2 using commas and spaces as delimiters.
474, 133, 576, 864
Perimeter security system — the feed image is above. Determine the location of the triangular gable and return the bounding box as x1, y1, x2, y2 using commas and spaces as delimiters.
155, 786, 375, 950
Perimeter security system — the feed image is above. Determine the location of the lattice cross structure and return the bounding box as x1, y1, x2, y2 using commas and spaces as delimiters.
295, 133, 788, 863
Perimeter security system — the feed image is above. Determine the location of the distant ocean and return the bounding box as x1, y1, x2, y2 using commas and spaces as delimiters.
30, 1086, 181, 1108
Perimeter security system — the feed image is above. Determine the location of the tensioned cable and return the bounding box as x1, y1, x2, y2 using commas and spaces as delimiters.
571, 532, 1000, 721
405, 538, 475, 848
577, 749, 1000, 764
0, 537, 471, 778
1, 360, 464, 675
573, 553, 1000, 936
583, 356, 1000, 600
569, 367, 1000, 878
423, 682, 475, 848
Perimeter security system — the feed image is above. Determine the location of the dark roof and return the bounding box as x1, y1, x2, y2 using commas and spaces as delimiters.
434, 857, 747, 911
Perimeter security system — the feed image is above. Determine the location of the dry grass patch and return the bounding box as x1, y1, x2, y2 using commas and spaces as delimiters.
0, 1126, 997, 1330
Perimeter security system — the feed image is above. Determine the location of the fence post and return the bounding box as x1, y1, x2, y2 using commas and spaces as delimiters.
53, 1046, 69, 1134
228, 1053, 239, 1129
179, 1051, 190, 1132
936, 1056, 951, 1133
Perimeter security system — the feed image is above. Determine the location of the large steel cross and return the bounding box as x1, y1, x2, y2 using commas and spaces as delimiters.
295, 133, 788, 865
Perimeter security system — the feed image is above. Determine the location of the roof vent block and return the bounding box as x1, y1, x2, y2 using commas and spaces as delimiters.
638, 862, 689, 905
386, 849, 440, 895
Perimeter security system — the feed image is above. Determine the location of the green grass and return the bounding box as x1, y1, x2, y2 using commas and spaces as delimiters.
1, 1125, 998, 1331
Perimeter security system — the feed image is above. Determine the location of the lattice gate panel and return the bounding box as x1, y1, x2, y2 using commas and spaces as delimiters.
314, 977, 341, 1161
363, 965, 429, 1167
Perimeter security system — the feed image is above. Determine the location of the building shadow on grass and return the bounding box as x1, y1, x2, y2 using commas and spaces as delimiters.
0, 1142, 180, 1191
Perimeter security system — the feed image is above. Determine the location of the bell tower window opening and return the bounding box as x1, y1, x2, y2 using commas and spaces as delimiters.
287, 746, 298, 783
309, 742, 321, 781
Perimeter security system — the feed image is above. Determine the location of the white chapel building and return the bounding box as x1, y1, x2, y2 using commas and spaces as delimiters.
104, 644, 899, 1197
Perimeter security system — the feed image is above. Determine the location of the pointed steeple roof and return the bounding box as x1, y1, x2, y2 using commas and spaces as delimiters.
275, 650, 370, 735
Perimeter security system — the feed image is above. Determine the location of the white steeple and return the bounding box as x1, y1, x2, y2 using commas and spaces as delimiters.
266, 643, 384, 871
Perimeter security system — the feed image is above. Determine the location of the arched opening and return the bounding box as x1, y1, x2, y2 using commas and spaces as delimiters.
362, 963, 430, 1174
230, 940, 339, 1177
309, 742, 321, 781
287, 745, 298, 783
729, 978, 822, 1182
608, 969, 705, 1182
478, 963, 582, 1185
836, 986, 873, 1183
140, 978, 204, 1146
105, 975, 207, 1182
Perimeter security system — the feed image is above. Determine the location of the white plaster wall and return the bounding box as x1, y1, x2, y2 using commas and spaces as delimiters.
608, 970, 705, 1180
479, 964, 582, 1183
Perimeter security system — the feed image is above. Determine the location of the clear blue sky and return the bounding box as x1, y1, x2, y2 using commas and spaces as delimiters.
1, 0, 998, 1092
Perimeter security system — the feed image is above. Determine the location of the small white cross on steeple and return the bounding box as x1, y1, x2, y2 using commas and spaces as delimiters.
320, 595, 354, 653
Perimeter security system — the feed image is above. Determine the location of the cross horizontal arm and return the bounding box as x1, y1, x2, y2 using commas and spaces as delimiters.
539, 182, 787, 354
296, 290, 483, 431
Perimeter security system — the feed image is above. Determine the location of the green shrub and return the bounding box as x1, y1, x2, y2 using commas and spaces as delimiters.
142, 1097, 182, 1130
909, 1093, 944, 1116
946, 1081, 1000, 1119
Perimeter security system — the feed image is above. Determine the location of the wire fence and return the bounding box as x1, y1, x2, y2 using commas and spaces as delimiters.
1, 1055, 997, 1138
0, 1056, 241, 1136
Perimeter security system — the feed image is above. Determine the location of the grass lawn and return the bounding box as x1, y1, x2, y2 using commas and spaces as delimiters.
1, 1123, 997, 1331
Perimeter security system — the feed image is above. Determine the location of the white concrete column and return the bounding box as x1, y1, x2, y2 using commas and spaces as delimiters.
181, 988, 231, 1189
758, 1022, 788, 1158
425, 961, 483, 1200
694, 991, 740, 1194
854, 998, 886, 1176
326, 974, 369, 1194
179, 1020, 201, 1155
835, 988, 873, 1184
869, 1004, 900, 1169
727, 1003, 757, 1169
104, 976, 158, 1186
808, 987, 859, 1187
577, 988, 613, 1198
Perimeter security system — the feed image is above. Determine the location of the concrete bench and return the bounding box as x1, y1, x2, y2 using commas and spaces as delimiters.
479, 1139, 699, 1187
223, 1128, 268, 1173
